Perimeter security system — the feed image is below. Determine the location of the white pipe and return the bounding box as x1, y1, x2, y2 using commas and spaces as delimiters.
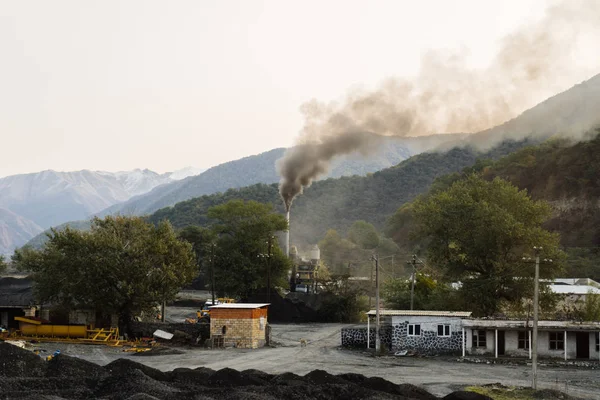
495, 329, 498, 359
367, 316, 370, 349
529, 330, 532, 359
564, 330, 567, 361
285, 211, 290, 258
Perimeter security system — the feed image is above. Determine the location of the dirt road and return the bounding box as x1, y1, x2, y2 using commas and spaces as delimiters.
43, 323, 600, 398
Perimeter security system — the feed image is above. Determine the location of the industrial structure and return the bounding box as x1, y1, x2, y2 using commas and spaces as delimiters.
289, 244, 320, 293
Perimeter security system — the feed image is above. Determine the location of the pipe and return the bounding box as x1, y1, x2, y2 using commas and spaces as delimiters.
285, 210, 290, 258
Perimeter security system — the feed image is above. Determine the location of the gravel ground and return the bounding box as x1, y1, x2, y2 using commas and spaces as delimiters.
26, 321, 600, 399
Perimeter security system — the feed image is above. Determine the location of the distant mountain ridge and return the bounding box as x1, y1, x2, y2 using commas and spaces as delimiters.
0, 167, 202, 254
98, 135, 464, 217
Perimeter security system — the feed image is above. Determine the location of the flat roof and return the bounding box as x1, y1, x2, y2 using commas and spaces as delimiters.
463, 319, 600, 330
209, 303, 269, 309
549, 285, 600, 295
366, 310, 472, 317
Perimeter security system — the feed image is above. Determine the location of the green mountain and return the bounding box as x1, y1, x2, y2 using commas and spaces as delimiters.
147, 139, 532, 247
97, 135, 463, 217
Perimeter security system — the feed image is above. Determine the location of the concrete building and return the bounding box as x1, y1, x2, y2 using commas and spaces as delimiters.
342, 310, 600, 361
209, 303, 269, 349
463, 319, 600, 361
366, 310, 472, 354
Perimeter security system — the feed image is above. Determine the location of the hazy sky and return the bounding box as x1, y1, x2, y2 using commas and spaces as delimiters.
1, 0, 597, 177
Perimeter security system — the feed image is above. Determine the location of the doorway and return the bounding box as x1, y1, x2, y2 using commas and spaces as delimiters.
576, 332, 589, 359
497, 330, 505, 356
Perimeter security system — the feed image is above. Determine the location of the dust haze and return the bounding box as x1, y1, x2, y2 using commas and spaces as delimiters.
278, 0, 600, 206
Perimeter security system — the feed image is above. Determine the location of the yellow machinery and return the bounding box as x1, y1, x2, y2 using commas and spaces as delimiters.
12, 316, 122, 346
195, 297, 235, 321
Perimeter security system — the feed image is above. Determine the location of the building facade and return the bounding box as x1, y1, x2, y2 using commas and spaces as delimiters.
346, 310, 600, 361
209, 303, 269, 349
365, 310, 472, 354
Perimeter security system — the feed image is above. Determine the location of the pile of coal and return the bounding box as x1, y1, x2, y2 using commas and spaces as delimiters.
0, 342, 499, 400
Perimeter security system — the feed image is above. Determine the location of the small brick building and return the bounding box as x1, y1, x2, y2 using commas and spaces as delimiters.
209, 303, 269, 349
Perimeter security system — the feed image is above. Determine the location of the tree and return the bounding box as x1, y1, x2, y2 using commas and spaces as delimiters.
0, 255, 7, 275
348, 221, 380, 250
178, 226, 216, 290
12, 216, 196, 333
412, 174, 563, 316
206, 200, 290, 298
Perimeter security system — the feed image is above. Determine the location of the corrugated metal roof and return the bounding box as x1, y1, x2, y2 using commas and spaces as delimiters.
0, 277, 35, 308
366, 310, 472, 317
209, 303, 269, 309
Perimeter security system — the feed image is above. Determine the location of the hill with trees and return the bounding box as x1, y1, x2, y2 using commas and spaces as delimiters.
147, 139, 533, 248
99, 135, 462, 217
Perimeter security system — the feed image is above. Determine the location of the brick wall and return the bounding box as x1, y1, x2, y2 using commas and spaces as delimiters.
210, 308, 268, 349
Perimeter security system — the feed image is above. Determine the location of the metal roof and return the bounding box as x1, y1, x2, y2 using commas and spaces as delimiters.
209, 303, 269, 309
0, 277, 36, 308
366, 310, 472, 317
549, 284, 600, 295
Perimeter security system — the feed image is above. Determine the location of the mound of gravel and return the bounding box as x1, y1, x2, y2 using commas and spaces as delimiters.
94, 368, 178, 399
104, 358, 170, 382
46, 354, 108, 380
304, 369, 348, 385
0, 342, 47, 377
270, 372, 306, 386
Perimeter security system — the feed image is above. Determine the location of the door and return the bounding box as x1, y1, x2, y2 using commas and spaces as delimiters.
497, 330, 505, 356
576, 332, 589, 359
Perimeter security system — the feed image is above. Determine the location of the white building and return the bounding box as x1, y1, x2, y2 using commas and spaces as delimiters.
359, 310, 600, 360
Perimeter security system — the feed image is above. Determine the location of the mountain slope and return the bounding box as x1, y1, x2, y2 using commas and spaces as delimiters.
147, 139, 531, 246
468, 73, 600, 149
0, 208, 43, 254
0, 168, 204, 254
98, 135, 464, 217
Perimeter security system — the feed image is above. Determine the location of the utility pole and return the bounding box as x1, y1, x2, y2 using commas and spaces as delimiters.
210, 243, 216, 306
369, 258, 374, 309
532, 246, 541, 390
267, 236, 273, 302
372, 254, 381, 353
409, 255, 417, 310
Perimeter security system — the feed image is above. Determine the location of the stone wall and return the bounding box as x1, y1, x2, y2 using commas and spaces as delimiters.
392, 321, 463, 355
340, 326, 392, 350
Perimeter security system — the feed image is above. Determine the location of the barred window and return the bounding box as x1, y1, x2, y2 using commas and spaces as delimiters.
549, 332, 564, 350
437, 324, 451, 337
408, 324, 421, 336
472, 330, 486, 347
518, 331, 530, 349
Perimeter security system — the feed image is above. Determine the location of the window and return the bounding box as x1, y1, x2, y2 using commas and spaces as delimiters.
596, 333, 599, 352
472, 330, 486, 347
437, 324, 451, 337
549, 332, 564, 350
407, 324, 421, 336
518, 331, 530, 349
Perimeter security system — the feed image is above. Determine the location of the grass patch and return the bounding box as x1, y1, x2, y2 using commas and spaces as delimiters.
465, 384, 577, 400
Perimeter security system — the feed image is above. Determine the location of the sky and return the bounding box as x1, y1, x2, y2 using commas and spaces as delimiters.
0, 0, 598, 178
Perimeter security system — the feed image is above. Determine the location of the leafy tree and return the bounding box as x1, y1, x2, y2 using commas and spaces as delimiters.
178, 226, 216, 290
382, 276, 463, 311
12, 216, 196, 333
206, 200, 291, 298
412, 174, 563, 316
348, 221, 380, 250
0, 255, 7, 275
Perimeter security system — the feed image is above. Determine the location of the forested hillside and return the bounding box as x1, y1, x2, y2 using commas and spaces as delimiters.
148, 139, 533, 246
101, 135, 462, 217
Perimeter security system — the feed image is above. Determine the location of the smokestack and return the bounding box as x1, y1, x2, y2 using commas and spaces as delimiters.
285, 210, 290, 258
